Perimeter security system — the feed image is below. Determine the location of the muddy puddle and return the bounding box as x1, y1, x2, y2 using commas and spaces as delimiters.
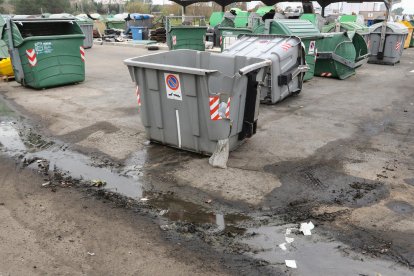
240, 223, 412, 275
0, 118, 243, 232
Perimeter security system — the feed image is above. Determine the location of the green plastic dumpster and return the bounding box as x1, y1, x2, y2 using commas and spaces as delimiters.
218, 27, 251, 51
167, 26, 207, 51
209, 12, 224, 27
299, 13, 325, 31
254, 19, 323, 81
322, 21, 370, 46
0, 16, 9, 59
166, 17, 207, 51
256, 6, 274, 16
3, 18, 85, 89
314, 32, 360, 79
234, 11, 250, 28
106, 18, 126, 30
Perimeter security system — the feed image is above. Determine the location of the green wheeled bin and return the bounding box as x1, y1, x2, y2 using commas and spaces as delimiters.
314, 32, 361, 79
3, 17, 85, 89
218, 27, 252, 51
167, 26, 207, 51
105, 18, 126, 30
254, 19, 323, 81
166, 16, 207, 51
209, 12, 224, 27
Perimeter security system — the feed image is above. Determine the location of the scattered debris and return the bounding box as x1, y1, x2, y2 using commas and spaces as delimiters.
160, 224, 170, 231
159, 209, 169, 216
285, 237, 294, 243
209, 139, 229, 169
285, 260, 297, 268
87, 252, 95, 256
91, 179, 106, 187
140, 197, 149, 202
279, 243, 287, 251
205, 199, 212, 204
41, 181, 50, 187
300, 221, 315, 236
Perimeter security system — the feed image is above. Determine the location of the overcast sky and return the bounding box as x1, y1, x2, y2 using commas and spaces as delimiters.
393, 0, 414, 13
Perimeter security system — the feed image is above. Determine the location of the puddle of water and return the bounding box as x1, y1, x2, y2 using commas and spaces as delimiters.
240, 224, 412, 275
386, 201, 414, 214
0, 121, 26, 154
149, 195, 248, 231
0, 120, 144, 199
27, 148, 143, 199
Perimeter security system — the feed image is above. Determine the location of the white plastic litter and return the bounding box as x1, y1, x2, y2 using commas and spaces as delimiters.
279, 243, 287, 251
285, 237, 294, 243
285, 260, 297, 268
140, 197, 149, 202
285, 228, 292, 235
300, 221, 315, 236
87, 252, 95, 256
208, 139, 229, 169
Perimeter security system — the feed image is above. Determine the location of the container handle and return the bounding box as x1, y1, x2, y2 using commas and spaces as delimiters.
238, 60, 271, 76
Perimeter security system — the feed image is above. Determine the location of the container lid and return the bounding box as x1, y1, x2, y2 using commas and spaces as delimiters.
370, 22, 409, 34
268, 19, 323, 38
398, 20, 414, 29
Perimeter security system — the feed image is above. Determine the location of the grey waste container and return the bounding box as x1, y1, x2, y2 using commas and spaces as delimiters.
77, 17, 94, 49
124, 50, 270, 155
222, 35, 307, 104
368, 22, 408, 65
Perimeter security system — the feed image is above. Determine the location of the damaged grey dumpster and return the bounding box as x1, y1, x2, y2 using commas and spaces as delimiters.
223, 35, 307, 104
124, 50, 270, 155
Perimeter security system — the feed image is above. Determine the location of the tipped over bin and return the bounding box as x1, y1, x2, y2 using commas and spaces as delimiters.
223, 35, 307, 104
315, 32, 363, 79
124, 50, 270, 155
253, 19, 323, 81
3, 17, 86, 89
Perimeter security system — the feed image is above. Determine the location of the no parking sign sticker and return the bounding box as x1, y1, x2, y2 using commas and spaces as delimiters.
308, 40, 316, 55
164, 73, 182, 101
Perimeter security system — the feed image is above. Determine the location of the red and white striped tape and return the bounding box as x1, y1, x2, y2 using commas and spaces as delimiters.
219, 36, 223, 46
209, 96, 231, 121
26, 49, 37, 67
281, 42, 292, 51
225, 97, 231, 118
395, 40, 402, 51
80, 46, 85, 62
320, 72, 332, 77
209, 96, 221, 121
135, 86, 141, 107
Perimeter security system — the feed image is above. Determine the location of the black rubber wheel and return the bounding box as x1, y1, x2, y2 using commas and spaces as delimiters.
147, 45, 159, 51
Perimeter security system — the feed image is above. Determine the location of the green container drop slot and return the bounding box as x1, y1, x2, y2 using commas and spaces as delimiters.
253, 19, 323, 81
3, 18, 86, 89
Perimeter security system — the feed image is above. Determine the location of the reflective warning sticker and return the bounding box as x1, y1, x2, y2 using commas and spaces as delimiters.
164, 73, 182, 101
308, 41, 316, 55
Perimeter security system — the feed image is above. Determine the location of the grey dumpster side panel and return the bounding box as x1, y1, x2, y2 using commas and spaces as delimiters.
125, 50, 267, 155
